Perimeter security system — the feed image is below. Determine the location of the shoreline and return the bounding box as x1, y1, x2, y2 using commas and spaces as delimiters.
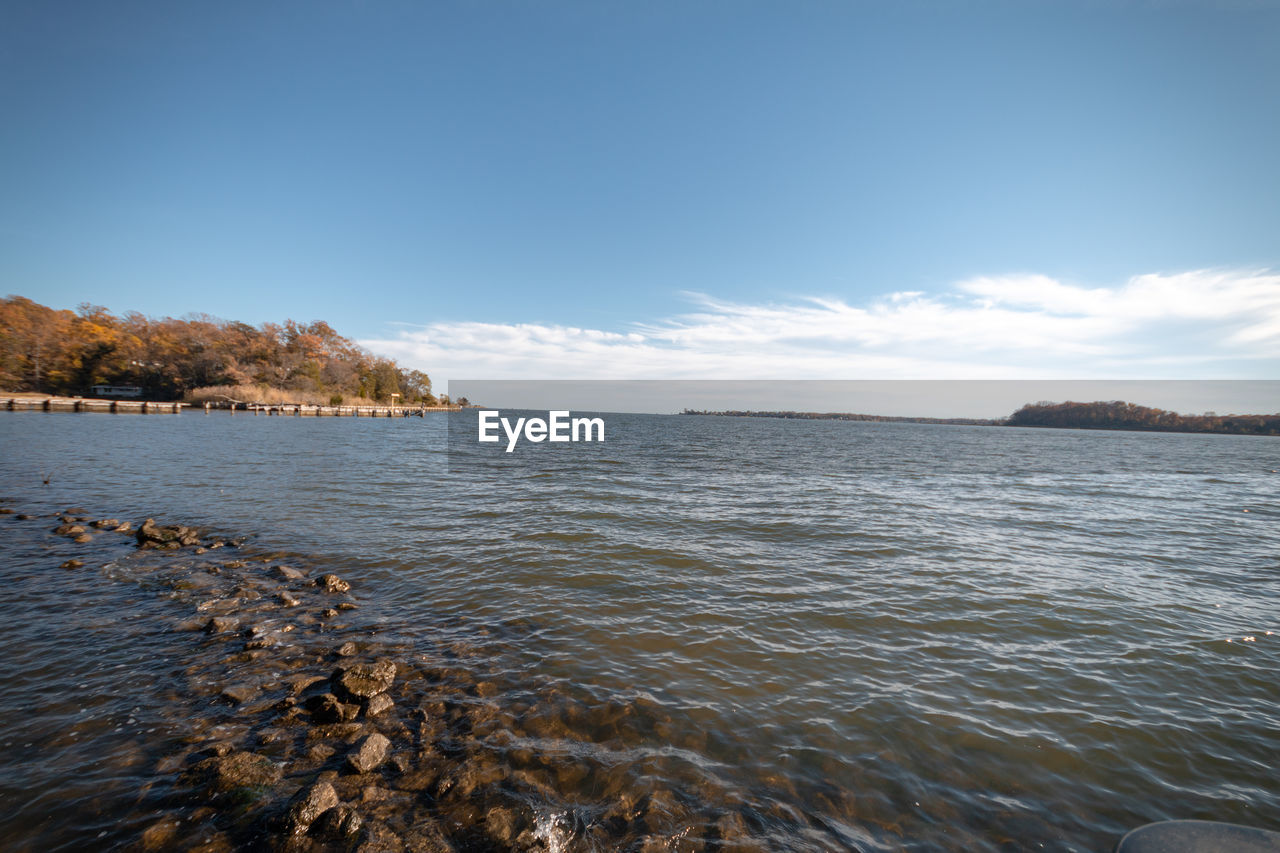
2, 395, 462, 417
1, 500, 825, 853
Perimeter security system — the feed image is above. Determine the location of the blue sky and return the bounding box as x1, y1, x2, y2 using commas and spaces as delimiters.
3, 1, 1278, 382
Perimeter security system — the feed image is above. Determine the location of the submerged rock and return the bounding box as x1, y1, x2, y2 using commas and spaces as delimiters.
53, 523, 85, 536
285, 780, 339, 834
185, 750, 281, 794
312, 803, 363, 840
60, 559, 84, 569
346, 733, 391, 774
204, 616, 239, 635
306, 693, 346, 724
272, 565, 306, 581
333, 660, 396, 701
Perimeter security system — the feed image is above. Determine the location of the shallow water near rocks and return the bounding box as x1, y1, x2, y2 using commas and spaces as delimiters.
0, 411, 1278, 851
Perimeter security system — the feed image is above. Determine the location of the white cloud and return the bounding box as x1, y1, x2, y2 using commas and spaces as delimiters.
361, 268, 1280, 381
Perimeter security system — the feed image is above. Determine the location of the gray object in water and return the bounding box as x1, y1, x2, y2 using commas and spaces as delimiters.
1116, 820, 1280, 853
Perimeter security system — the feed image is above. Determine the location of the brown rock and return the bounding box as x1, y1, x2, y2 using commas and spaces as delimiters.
219, 685, 259, 705
345, 733, 391, 774
366, 693, 394, 717
307, 693, 346, 724
285, 780, 339, 834
136, 518, 201, 549
273, 565, 306, 581
53, 523, 85, 536
74, 533, 92, 543
335, 641, 358, 657
317, 573, 351, 593
312, 803, 363, 840
277, 591, 301, 607
204, 616, 239, 635
60, 559, 84, 569
138, 818, 182, 851
91, 518, 120, 529
333, 660, 396, 701
185, 750, 281, 794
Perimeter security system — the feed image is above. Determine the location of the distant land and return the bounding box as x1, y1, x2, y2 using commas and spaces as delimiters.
0, 295, 462, 407
684, 401, 1280, 436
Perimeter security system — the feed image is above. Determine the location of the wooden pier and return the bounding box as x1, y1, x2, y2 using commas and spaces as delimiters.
3, 396, 459, 417
5, 396, 184, 414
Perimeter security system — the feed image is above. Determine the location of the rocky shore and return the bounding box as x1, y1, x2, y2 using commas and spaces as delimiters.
3, 501, 836, 853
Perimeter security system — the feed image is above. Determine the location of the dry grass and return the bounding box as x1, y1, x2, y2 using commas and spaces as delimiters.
184, 384, 344, 407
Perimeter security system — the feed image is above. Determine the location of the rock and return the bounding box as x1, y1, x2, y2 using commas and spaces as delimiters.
338, 602, 358, 611
285, 780, 339, 834
114, 521, 133, 532
355, 821, 404, 853
185, 750, 281, 794
335, 641, 358, 657
219, 685, 258, 705
138, 818, 182, 851
346, 733, 391, 774
366, 693, 394, 717
204, 616, 238, 634
53, 523, 85, 536
136, 518, 201, 549
321, 608, 339, 619
277, 591, 301, 607
17, 514, 34, 520
312, 803, 363, 840
307, 693, 346, 724
273, 565, 306, 581
485, 806, 527, 847
285, 674, 328, 694
74, 533, 92, 543
0, 507, 12, 515
60, 559, 84, 569
333, 660, 396, 700
317, 573, 350, 593
91, 518, 120, 529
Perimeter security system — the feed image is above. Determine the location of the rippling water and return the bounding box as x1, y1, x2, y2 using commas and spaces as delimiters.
1, 411, 1277, 851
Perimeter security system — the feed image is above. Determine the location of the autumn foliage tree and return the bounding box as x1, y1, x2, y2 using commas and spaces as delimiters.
0, 295, 433, 404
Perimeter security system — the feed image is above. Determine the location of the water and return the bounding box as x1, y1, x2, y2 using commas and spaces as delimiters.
0, 411, 1277, 851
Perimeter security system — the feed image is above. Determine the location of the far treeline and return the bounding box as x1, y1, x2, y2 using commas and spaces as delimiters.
684, 400, 1280, 436
0, 295, 457, 407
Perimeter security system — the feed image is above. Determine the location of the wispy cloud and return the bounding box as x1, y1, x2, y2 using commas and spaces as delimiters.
361, 268, 1280, 380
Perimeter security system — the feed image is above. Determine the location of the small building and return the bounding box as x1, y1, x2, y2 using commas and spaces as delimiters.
90, 385, 143, 398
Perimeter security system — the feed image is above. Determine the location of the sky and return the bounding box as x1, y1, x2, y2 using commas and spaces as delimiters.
3, 0, 1279, 390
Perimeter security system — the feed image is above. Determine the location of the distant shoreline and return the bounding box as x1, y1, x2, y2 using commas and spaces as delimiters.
683, 401, 1280, 437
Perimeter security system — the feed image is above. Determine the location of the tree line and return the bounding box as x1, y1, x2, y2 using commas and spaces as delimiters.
685, 401, 1278, 436
1006, 400, 1279, 436
0, 295, 441, 405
